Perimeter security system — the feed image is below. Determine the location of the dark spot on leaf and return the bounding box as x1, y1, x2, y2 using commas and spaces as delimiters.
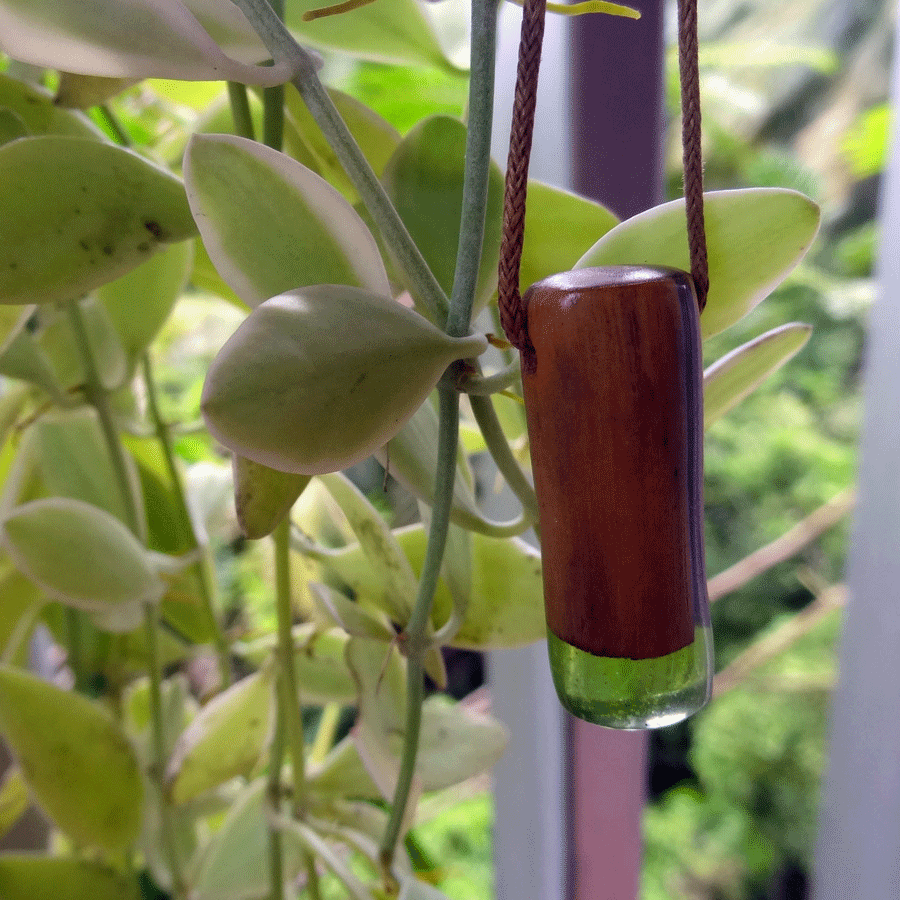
137, 242, 150, 253
9, 261, 16, 269
102, 244, 114, 256
144, 221, 163, 239
79, 240, 90, 252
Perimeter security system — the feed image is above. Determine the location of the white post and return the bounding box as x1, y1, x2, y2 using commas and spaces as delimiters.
812, 5, 900, 897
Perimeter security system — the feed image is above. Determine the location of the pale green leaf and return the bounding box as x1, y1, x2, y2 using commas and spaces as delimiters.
520, 180, 618, 292
1, 498, 164, 627
285, 0, 453, 71
0, 72, 104, 139
0, 136, 197, 305
0, 109, 28, 145
0, 856, 139, 900
201, 285, 486, 475
166, 668, 274, 804
0, 664, 144, 850
294, 626, 358, 705
320, 472, 417, 622
192, 778, 304, 900
311, 582, 396, 642
233, 455, 311, 540
306, 736, 382, 800
32, 408, 147, 541
284, 86, 401, 199
55, 72, 140, 109
704, 323, 812, 429
577, 189, 820, 338
0, 323, 67, 404
0, 0, 292, 86
399, 875, 453, 900
0, 767, 28, 838
96, 239, 194, 366
184, 133, 391, 308
382, 116, 504, 315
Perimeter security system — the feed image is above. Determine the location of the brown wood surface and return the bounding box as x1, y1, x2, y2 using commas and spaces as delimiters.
522, 265, 707, 660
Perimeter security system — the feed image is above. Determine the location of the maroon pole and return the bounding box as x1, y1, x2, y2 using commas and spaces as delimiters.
566, 3, 666, 898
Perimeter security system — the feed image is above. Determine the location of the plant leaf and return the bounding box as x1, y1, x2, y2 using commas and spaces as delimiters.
576, 188, 820, 338
0, 136, 197, 305
0, 856, 139, 900
166, 668, 275, 804
0, 767, 28, 838
320, 472, 417, 622
520, 180, 618, 292
311, 582, 397, 642
201, 285, 486, 475
398, 877, 453, 900
704, 323, 812, 429
184, 133, 391, 307
1, 498, 164, 627
0, 664, 144, 850
96, 239, 194, 367
0, 72, 105, 139
285, 0, 454, 71
191, 778, 305, 900
382, 116, 504, 316
32, 408, 147, 541
55, 72, 140, 109
294, 625, 358, 705
0, 0, 292, 86
233, 455, 311, 540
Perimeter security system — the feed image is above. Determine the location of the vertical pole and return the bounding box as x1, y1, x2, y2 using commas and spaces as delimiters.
567, 3, 666, 898
812, 6, 900, 898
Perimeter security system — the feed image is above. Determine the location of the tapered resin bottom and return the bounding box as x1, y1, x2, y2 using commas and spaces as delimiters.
547, 626, 713, 729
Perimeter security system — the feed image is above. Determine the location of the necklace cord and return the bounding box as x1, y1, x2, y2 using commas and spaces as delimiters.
496, 0, 708, 355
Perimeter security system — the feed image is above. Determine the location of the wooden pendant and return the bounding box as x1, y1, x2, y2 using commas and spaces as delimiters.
521, 266, 712, 728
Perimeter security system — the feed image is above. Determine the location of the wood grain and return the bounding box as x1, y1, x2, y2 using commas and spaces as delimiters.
521, 266, 709, 660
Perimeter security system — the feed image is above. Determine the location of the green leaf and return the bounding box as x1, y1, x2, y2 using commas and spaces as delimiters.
0, 856, 139, 900
54, 72, 139, 109
0, 136, 197, 305
184, 133, 391, 308
96, 239, 194, 367
0, 109, 28, 145
0, 0, 292, 86
294, 626, 358, 705
311, 582, 397, 642
166, 668, 274, 804
201, 285, 486, 475
1, 498, 164, 629
0, 323, 67, 404
320, 472, 417, 623
284, 86, 401, 199
32, 408, 147, 541
285, 0, 454, 71
519, 180, 618, 292
0, 664, 144, 850
704, 323, 812, 429
0, 72, 105, 139
192, 778, 305, 900
0, 768, 28, 839
382, 116, 504, 315
398, 877, 452, 900
233, 455, 311, 540
324, 525, 545, 650
577, 189, 820, 338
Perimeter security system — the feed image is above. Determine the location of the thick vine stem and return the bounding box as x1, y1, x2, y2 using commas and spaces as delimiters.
142, 354, 231, 688
230, 0, 450, 326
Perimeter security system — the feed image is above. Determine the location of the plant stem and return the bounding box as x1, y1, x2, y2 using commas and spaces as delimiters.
66, 301, 142, 537
273, 517, 321, 898
267, 716, 286, 900
229, 0, 450, 325
379, 0, 502, 871
98, 103, 132, 146
469, 393, 539, 521
145, 601, 186, 898
263, 0, 286, 152
67, 302, 184, 896
227, 82, 256, 140
141, 353, 231, 688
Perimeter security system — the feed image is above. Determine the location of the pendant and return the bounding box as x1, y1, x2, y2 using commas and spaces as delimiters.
520, 266, 712, 729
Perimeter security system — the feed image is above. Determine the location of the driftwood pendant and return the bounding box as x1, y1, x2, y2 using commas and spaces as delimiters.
521, 266, 712, 728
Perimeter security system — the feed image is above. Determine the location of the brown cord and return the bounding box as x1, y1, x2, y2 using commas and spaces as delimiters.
497, 0, 709, 351
677, 0, 709, 310
497, 0, 546, 362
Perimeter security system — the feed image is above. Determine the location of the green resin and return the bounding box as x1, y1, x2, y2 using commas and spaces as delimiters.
547, 627, 712, 729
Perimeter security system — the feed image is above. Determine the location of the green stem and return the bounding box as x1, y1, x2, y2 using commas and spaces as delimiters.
263, 0, 286, 152
66, 300, 142, 537
460, 357, 521, 394
229, 0, 449, 325
470, 393, 539, 521
67, 301, 184, 895
267, 716, 286, 900
227, 82, 256, 140
273, 517, 322, 898
379, 386, 459, 870
144, 601, 186, 898
141, 354, 231, 688
98, 103, 131, 146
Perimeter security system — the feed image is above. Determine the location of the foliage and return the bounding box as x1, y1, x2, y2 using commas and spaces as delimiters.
0, 1, 853, 899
